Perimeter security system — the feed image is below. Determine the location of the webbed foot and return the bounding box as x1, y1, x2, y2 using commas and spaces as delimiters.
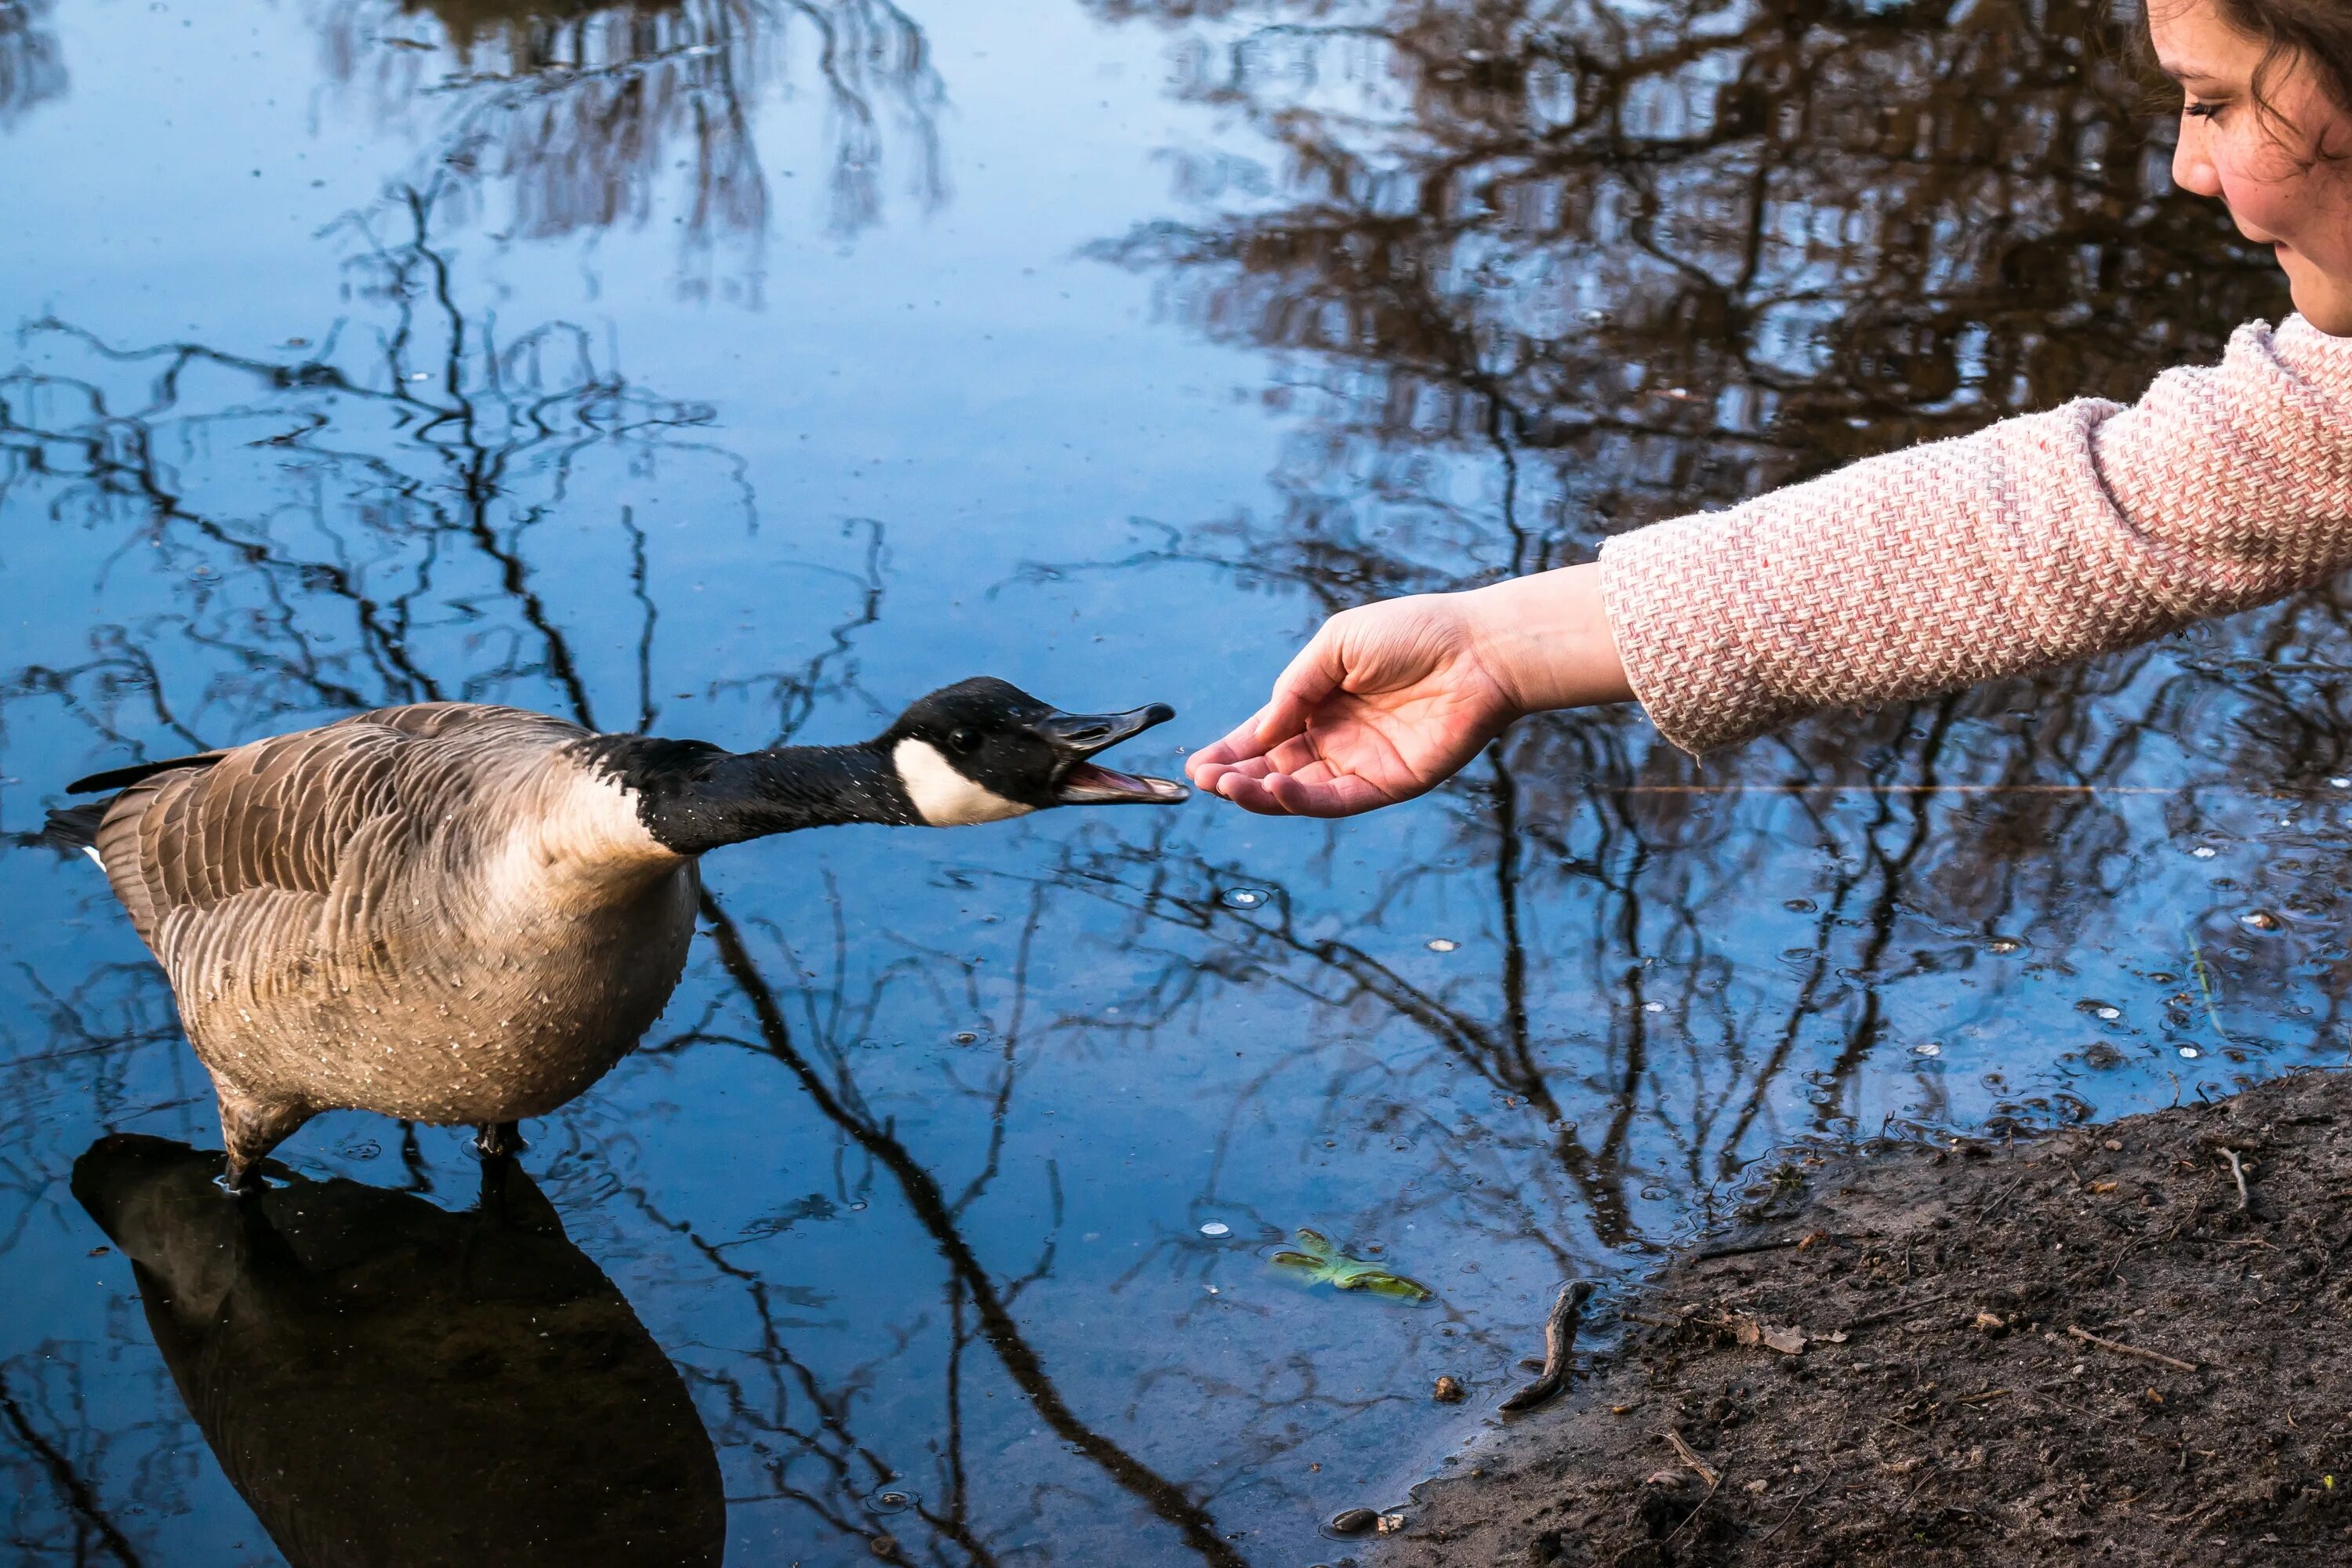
474, 1120, 525, 1159
214, 1162, 267, 1199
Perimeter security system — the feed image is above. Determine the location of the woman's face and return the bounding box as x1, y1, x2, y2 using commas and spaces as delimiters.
2156, 0, 2352, 332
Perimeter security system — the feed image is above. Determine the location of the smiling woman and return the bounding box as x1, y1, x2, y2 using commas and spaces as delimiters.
2158, 0, 2352, 331
1192, 0, 2352, 814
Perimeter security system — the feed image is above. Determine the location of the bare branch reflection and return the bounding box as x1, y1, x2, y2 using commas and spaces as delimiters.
317, 0, 948, 296
0, 0, 64, 127
3, 188, 1260, 1566
1036, 0, 2352, 1308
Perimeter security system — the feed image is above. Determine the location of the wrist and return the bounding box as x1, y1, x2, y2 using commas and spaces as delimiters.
1460, 563, 1633, 717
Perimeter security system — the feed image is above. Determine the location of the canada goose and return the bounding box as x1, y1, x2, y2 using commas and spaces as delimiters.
53, 678, 1185, 1189
74, 1134, 725, 1566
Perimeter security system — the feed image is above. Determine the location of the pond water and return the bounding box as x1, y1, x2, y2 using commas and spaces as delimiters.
3, 1, 2347, 1563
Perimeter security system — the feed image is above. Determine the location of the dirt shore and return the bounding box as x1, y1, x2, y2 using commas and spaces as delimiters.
1370, 1069, 2352, 1567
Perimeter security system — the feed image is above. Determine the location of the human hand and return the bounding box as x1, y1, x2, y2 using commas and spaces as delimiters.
1185, 564, 1630, 818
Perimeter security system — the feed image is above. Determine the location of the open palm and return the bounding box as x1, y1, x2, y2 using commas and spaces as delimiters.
1185, 597, 1523, 817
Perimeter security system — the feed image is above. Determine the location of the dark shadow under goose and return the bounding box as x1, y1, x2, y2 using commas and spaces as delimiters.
72, 1134, 724, 1567
51, 678, 1185, 1187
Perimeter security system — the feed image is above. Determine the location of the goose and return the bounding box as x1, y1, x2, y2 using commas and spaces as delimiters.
50, 678, 1185, 1191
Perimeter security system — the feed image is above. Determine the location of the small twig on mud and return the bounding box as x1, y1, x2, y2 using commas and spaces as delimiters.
1694, 1236, 1806, 1262
2067, 1324, 2198, 1374
2162, 1172, 2220, 1243
2218, 1146, 2250, 1210
1839, 1290, 1958, 1334
1663, 1426, 1720, 1488
1975, 1171, 2031, 1225
1755, 1476, 1831, 1544
1500, 1281, 1595, 1414
1659, 1466, 1726, 1548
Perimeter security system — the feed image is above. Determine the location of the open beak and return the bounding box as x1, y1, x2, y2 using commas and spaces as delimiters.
1035, 703, 1189, 805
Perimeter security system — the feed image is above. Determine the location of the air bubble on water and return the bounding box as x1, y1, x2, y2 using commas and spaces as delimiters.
1643, 1001, 1664, 1014
1219, 887, 1269, 910
848, 1201, 869, 1212
2332, 778, 2350, 789
1427, 938, 1459, 953
1200, 1221, 1230, 1237
2241, 910, 2282, 931
951, 1030, 979, 1044
1912, 1042, 1942, 1057
1784, 898, 1816, 913
2179, 1045, 2201, 1059
2096, 1007, 2121, 1021
2191, 845, 2218, 858
863, 1487, 916, 1516
1987, 937, 2022, 954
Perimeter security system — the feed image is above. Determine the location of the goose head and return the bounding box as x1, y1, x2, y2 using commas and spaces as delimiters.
880, 677, 1188, 826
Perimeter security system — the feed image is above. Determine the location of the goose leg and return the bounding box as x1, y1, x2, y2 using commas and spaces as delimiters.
216, 1091, 309, 1198
474, 1120, 525, 1159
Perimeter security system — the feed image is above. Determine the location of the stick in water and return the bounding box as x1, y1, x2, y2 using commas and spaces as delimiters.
1500, 1280, 1595, 1414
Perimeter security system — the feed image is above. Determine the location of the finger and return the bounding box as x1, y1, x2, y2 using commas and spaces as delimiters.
1263, 770, 1399, 818
1255, 626, 1345, 746
1198, 753, 1275, 782
1189, 754, 1274, 795
1210, 769, 1306, 817
1187, 707, 1276, 779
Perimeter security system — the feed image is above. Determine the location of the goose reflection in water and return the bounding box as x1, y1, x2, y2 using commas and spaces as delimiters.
71, 1134, 724, 1567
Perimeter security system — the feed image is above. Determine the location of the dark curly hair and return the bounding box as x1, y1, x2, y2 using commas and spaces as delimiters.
2144, 0, 2352, 140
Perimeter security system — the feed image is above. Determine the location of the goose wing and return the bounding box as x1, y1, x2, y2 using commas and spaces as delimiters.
91, 704, 593, 967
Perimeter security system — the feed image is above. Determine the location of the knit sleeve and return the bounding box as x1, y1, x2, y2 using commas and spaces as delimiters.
1598, 316, 2352, 755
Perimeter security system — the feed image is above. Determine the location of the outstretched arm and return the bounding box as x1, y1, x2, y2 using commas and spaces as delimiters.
1193, 315, 2352, 815
1185, 564, 1631, 817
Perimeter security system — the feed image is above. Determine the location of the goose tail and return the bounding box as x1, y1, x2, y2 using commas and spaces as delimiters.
35, 799, 113, 864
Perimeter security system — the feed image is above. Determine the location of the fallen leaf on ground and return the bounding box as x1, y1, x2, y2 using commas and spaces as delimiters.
1726, 1312, 1809, 1355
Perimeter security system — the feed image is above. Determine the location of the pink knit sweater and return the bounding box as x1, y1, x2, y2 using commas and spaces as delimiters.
1599, 315, 2352, 755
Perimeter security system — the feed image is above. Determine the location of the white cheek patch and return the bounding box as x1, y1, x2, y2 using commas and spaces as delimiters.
893, 738, 1036, 827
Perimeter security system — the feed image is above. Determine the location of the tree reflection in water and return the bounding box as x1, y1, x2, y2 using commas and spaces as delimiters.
0, 0, 63, 127
14, 3, 2352, 1564
318, 0, 946, 295
1053, 0, 2352, 1254
0, 191, 1243, 1566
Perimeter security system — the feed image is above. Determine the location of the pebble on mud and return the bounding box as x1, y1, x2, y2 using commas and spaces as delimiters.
1330, 1507, 1380, 1535
1433, 1374, 1466, 1403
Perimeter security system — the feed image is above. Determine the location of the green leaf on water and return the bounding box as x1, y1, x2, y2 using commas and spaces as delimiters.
1267, 1228, 1432, 1302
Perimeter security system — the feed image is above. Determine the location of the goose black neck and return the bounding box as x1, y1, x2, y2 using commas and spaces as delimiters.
581, 738, 918, 855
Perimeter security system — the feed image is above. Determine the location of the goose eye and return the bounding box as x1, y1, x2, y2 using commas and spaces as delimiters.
946, 728, 979, 755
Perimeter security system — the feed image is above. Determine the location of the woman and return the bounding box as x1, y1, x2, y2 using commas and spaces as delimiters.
1188, 0, 2352, 814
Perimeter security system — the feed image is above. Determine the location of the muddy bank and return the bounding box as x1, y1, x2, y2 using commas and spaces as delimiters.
1371, 1069, 2352, 1567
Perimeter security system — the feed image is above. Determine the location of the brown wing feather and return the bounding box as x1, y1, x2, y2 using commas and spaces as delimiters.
93, 704, 593, 964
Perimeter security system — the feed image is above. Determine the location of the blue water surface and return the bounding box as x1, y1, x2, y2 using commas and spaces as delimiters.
5, 2, 2345, 1563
